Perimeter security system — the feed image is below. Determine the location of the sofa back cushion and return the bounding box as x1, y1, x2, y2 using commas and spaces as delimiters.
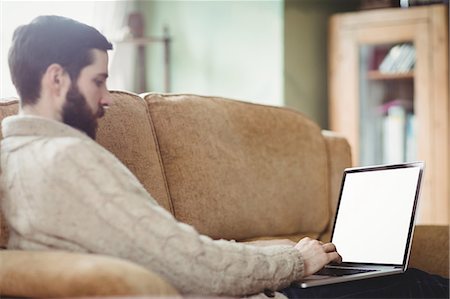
143, 93, 330, 241
96, 91, 172, 212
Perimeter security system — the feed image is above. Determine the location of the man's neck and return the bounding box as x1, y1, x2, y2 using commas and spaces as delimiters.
20, 98, 62, 122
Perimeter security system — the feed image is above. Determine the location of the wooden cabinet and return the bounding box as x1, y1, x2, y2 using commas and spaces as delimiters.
329, 5, 448, 224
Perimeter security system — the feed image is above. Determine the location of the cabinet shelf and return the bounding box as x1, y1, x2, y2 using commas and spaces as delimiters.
367, 70, 414, 80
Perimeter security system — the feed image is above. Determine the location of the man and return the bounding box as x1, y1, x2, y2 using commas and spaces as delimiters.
1, 16, 448, 298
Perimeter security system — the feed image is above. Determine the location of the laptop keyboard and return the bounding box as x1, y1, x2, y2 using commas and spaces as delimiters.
315, 267, 377, 277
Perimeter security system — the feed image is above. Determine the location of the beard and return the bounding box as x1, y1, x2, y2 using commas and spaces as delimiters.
62, 85, 105, 139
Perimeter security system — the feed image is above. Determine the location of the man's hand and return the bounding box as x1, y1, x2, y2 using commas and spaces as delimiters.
295, 237, 342, 277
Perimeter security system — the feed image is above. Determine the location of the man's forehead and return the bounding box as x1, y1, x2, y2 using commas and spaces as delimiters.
92, 49, 108, 65
84, 49, 109, 75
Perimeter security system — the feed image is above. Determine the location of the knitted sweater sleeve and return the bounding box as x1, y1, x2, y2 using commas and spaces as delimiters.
23, 139, 305, 296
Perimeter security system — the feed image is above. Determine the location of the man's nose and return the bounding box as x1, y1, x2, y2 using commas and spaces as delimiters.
101, 89, 112, 107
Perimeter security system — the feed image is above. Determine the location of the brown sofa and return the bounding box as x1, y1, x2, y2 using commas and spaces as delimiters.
0, 91, 448, 297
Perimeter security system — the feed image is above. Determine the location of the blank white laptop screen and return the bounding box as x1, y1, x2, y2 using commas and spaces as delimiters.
331, 166, 421, 265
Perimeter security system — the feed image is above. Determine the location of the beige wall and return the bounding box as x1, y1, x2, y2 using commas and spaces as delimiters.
284, 0, 359, 129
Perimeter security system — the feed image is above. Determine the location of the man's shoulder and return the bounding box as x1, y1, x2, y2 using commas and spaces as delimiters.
1, 115, 99, 149
3, 131, 105, 167
47, 135, 108, 163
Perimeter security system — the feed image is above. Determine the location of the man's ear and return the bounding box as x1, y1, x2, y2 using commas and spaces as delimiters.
41, 64, 71, 97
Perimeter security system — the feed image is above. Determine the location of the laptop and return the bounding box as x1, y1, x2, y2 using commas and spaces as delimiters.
299, 161, 424, 288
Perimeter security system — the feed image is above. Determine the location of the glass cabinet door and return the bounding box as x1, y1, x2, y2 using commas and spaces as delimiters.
359, 43, 415, 166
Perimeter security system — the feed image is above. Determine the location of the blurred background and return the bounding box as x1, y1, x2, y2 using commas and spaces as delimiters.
1, 0, 361, 128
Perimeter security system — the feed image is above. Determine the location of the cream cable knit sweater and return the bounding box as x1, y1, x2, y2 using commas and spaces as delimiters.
0, 115, 304, 296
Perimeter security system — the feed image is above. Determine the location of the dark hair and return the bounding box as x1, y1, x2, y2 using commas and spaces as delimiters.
8, 15, 113, 105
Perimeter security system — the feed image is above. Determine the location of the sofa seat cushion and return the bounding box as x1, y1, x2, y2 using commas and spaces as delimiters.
0, 250, 179, 297
143, 93, 330, 241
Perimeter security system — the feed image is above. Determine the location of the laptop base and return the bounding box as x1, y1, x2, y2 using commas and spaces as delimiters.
298, 267, 403, 288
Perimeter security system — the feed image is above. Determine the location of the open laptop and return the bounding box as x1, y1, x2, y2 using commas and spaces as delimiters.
299, 161, 424, 288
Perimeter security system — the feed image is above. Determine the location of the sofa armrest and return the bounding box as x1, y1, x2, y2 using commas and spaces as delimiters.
0, 250, 179, 297
409, 225, 449, 278
321, 130, 352, 238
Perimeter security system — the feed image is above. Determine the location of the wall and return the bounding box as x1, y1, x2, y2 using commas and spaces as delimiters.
137, 0, 284, 106
284, 0, 359, 128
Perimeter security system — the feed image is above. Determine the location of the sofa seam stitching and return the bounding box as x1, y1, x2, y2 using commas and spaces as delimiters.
140, 94, 176, 216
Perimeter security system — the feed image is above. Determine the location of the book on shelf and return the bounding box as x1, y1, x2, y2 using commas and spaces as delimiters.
378, 44, 416, 73
405, 114, 416, 162
380, 99, 416, 164
370, 47, 390, 70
